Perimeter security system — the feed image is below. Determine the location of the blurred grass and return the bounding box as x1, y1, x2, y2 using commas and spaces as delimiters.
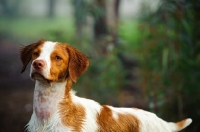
0, 17, 75, 42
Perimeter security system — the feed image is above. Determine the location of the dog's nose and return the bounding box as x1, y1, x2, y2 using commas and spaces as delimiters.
33, 60, 45, 69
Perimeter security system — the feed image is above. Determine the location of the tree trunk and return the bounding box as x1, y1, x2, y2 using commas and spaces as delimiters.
106, 0, 120, 43
94, 0, 108, 39
48, 0, 56, 18
0, 0, 21, 17
71, 0, 87, 41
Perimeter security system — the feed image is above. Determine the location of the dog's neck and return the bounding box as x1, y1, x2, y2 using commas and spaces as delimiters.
33, 79, 68, 120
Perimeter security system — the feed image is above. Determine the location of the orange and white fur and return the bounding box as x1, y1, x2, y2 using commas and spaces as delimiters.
20, 40, 192, 132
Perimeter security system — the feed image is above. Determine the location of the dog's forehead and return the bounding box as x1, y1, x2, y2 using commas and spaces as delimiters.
39, 41, 57, 56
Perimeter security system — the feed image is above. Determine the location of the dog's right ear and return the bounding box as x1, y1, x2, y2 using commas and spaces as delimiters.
20, 39, 45, 73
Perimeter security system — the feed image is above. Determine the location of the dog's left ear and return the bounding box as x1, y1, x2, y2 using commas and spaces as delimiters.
66, 45, 89, 83
20, 39, 45, 73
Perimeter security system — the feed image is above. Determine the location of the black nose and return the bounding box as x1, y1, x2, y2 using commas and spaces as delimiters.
33, 60, 45, 69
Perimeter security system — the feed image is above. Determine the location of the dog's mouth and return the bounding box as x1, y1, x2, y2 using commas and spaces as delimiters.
31, 72, 52, 83
31, 72, 46, 80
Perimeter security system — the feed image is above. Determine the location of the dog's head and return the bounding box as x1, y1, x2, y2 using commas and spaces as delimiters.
20, 39, 89, 83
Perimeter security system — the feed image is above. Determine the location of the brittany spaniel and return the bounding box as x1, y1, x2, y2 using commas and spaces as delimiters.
20, 39, 192, 132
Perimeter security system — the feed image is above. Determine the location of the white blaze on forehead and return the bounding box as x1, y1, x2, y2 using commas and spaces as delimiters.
33, 41, 57, 78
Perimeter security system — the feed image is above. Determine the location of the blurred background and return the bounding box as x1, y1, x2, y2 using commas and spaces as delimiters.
0, 0, 199, 131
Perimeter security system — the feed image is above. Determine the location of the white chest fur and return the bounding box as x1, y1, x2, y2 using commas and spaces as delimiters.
33, 81, 65, 120
26, 81, 72, 132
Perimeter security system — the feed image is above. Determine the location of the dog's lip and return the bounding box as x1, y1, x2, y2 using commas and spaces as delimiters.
31, 72, 44, 77
31, 72, 54, 83
31, 72, 45, 79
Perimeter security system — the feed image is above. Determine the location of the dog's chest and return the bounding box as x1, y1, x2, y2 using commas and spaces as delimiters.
33, 85, 63, 120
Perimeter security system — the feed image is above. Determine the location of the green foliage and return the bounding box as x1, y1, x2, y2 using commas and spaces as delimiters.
118, 20, 141, 50
136, 0, 200, 131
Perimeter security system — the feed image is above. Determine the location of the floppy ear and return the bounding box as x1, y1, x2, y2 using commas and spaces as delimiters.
20, 39, 45, 73
66, 46, 89, 83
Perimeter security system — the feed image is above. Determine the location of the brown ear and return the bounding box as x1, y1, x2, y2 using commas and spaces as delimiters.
20, 39, 45, 73
66, 45, 89, 83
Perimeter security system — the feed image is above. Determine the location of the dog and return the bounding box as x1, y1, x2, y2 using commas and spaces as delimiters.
20, 39, 192, 132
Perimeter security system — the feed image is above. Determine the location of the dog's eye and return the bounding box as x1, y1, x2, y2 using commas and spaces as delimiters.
33, 52, 39, 57
55, 55, 62, 60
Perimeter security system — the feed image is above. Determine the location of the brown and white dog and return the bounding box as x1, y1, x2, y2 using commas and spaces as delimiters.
21, 40, 192, 132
